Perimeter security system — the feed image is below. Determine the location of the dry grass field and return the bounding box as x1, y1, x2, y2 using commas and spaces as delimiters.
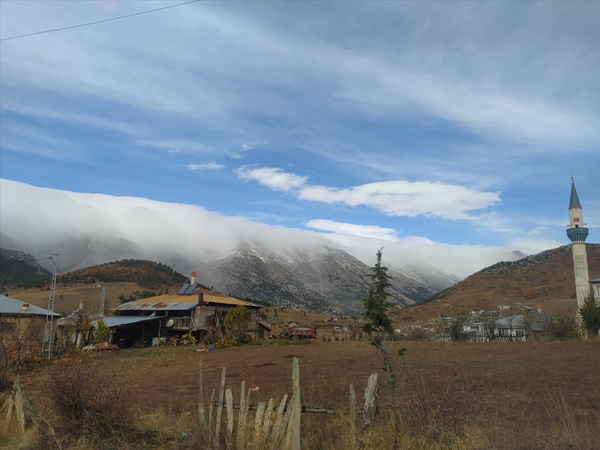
8, 339, 600, 450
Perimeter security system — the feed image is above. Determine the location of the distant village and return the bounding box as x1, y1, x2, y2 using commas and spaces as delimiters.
2, 273, 600, 363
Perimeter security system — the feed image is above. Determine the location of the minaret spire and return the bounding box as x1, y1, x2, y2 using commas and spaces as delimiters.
569, 179, 583, 210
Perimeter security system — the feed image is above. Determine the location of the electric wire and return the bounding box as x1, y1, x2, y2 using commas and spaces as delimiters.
0, 0, 202, 42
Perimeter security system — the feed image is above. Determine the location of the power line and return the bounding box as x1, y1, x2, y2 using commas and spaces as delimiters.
0, 0, 202, 42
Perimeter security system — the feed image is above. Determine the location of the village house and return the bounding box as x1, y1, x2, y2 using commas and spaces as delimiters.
0, 295, 61, 364
106, 277, 264, 347
0, 294, 61, 338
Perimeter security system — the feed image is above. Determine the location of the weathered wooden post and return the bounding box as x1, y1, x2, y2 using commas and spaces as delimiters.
362, 373, 378, 429
285, 357, 302, 450
252, 401, 266, 448
269, 394, 289, 450
349, 383, 358, 444
236, 380, 248, 450
198, 360, 206, 432
260, 398, 275, 445
226, 387, 234, 440
209, 388, 215, 430
215, 367, 226, 443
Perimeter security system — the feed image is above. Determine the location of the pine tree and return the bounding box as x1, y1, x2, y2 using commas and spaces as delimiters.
362, 248, 394, 337
361, 248, 400, 449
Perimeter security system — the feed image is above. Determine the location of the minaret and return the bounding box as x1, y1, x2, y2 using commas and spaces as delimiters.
566, 179, 590, 319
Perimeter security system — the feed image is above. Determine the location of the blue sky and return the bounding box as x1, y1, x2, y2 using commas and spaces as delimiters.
1, 1, 599, 276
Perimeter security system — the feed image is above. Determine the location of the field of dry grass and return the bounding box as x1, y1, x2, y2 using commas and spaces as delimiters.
6, 339, 599, 449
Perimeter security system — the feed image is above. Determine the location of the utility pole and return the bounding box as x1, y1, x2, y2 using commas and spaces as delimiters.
98, 285, 106, 317
42, 254, 60, 360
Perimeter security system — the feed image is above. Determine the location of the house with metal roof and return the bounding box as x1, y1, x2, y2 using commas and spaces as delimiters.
0, 295, 61, 318
0, 295, 61, 359
459, 310, 550, 342
109, 281, 263, 346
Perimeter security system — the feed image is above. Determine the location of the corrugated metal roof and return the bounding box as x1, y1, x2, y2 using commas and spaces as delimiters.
97, 316, 160, 328
495, 314, 546, 332
122, 292, 261, 308
114, 301, 197, 312
495, 315, 527, 328
0, 295, 62, 317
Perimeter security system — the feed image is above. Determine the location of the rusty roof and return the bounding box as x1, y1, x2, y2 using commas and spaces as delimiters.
122, 292, 260, 308
114, 300, 197, 312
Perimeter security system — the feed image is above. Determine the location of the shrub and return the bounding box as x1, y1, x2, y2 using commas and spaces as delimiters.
47, 360, 134, 444
214, 338, 238, 349
94, 318, 110, 344
546, 315, 578, 340
224, 305, 250, 343
579, 292, 600, 337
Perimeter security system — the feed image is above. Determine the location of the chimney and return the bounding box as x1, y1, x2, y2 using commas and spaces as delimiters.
191, 272, 197, 284
537, 304, 541, 314
197, 291, 204, 306
79, 299, 85, 310
22, 303, 30, 312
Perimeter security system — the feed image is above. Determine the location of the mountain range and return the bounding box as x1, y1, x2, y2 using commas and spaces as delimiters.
0, 244, 456, 315
3, 244, 598, 318
194, 244, 454, 314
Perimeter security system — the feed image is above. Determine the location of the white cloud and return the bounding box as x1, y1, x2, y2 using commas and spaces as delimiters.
186, 162, 226, 171
505, 238, 563, 255
137, 140, 215, 155
300, 181, 500, 220
236, 166, 308, 192
238, 166, 500, 220
306, 219, 399, 241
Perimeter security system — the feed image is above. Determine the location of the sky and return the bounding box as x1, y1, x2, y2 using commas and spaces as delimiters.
1, 1, 599, 278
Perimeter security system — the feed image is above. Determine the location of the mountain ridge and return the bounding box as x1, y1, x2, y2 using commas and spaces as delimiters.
395, 244, 600, 324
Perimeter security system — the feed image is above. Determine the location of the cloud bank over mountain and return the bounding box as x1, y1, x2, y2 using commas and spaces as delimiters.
1, 179, 524, 279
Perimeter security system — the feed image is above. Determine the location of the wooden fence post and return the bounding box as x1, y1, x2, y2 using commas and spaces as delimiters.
215, 367, 226, 443
226, 387, 234, 441
362, 373, 378, 429
236, 380, 247, 450
261, 398, 275, 444
198, 360, 206, 432
209, 388, 215, 430
349, 383, 357, 444
285, 357, 302, 450
252, 401, 266, 449
269, 394, 289, 450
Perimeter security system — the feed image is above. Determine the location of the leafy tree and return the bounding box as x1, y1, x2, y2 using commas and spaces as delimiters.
95, 319, 110, 344
546, 315, 578, 341
362, 248, 394, 337
449, 312, 469, 342
224, 305, 250, 343
579, 291, 600, 338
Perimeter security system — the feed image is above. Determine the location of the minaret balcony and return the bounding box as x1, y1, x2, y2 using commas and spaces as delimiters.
567, 227, 588, 243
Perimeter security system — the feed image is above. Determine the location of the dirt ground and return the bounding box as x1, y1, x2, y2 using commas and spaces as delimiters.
21, 339, 600, 446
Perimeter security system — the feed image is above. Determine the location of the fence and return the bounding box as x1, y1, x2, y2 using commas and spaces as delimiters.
198, 357, 378, 449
